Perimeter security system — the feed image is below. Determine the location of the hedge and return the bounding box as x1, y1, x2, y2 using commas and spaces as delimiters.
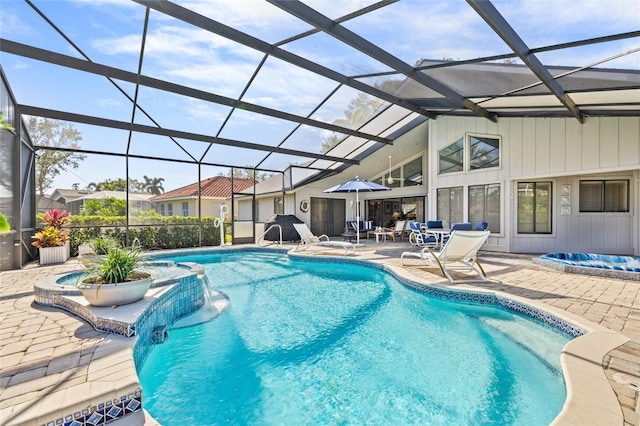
66, 216, 224, 256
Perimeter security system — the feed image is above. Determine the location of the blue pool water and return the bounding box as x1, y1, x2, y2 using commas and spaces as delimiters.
541, 252, 640, 272
138, 251, 572, 425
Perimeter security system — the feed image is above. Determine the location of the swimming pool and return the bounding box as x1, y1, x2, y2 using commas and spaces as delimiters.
535, 252, 640, 281
138, 250, 574, 425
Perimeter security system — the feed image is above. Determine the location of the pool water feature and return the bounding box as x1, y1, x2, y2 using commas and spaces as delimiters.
535, 252, 640, 281
138, 251, 573, 425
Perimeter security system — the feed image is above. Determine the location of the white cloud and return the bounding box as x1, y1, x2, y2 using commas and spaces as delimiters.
12, 60, 30, 71
98, 98, 122, 108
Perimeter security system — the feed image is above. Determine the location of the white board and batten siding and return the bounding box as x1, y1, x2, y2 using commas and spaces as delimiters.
429, 116, 640, 255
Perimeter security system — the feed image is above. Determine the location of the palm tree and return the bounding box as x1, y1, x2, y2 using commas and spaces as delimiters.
143, 176, 165, 195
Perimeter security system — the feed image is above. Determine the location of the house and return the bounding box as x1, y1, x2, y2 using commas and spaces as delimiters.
48, 189, 154, 215
233, 60, 639, 255
49, 189, 95, 206
36, 195, 65, 213
265, 115, 639, 256
150, 176, 256, 219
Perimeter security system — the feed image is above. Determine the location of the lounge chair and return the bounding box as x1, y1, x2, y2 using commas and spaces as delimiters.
293, 223, 356, 256
401, 230, 490, 283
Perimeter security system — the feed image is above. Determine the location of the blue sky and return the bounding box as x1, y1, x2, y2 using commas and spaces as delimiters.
1, 0, 638, 193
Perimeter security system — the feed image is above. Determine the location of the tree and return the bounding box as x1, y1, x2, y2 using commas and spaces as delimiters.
218, 167, 271, 182
0, 112, 15, 190
29, 117, 86, 196
0, 112, 15, 135
320, 79, 402, 153
143, 175, 165, 195
86, 177, 157, 193
80, 197, 127, 216
86, 178, 127, 191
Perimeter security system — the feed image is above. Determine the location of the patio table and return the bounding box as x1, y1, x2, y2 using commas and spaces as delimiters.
422, 228, 451, 249
367, 229, 395, 243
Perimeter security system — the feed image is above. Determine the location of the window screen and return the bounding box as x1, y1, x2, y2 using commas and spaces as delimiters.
469, 136, 500, 170
469, 183, 500, 232
437, 186, 463, 225
579, 180, 629, 212
403, 157, 422, 186
438, 138, 464, 174
517, 182, 552, 234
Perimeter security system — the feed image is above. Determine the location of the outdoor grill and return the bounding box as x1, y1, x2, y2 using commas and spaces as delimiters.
263, 214, 304, 242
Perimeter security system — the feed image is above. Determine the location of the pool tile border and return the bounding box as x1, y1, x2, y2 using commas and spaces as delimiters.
49, 390, 142, 426
290, 252, 587, 338
31, 266, 205, 426
27, 246, 629, 426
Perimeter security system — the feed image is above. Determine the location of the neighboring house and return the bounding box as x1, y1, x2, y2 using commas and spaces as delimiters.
36, 196, 65, 213
237, 174, 289, 223
62, 191, 154, 215
150, 176, 256, 219
49, 189, 95, 206
48, 189, 153, 214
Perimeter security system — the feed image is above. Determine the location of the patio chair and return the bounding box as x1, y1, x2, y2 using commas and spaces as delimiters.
442, 222, 473, 245
426, 220, 444, 229
400, 230, 490, 283
407, 221, 437, 247
293, 223, 356, 255
475, 221, 488, 231
391, 220, 407, 241
347, 220, 373, 239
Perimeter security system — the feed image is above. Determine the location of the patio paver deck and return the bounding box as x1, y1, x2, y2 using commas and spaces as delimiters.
0, 243, 638, 425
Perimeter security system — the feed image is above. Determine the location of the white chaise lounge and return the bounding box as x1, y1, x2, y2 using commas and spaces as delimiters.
401, 230, 490, 283
293, 223, 356, 256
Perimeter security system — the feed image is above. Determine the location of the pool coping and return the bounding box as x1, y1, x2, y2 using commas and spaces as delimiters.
10, 246, 631, 426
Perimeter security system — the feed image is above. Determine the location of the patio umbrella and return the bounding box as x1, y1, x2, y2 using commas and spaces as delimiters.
324, 176, 391, 246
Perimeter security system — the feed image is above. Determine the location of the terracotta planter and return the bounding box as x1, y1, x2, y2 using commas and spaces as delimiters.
78, 277, 152, 307
39, 243, 70, 265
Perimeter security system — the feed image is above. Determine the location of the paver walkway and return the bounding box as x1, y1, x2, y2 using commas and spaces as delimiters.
0, 244, 638, 425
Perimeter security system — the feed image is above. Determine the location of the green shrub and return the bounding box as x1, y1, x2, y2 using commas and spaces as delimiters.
68, 215, 221, 254
90, 236, 119, 255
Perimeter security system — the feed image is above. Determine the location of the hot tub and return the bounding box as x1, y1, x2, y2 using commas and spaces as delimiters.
533, 252, 640, 281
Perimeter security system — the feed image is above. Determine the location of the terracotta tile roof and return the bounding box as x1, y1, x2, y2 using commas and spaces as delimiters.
149, 176, 256, 201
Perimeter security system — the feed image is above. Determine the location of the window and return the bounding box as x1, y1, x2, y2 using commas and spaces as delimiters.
437, 187, 463, 225
517, 182, 552, 234
579, 180, 629, 212
387, 167, 401, 188
469, 184, 500, 232
182, 202, 189, 216
160, 204, 165, 216
438, 134, 500, 175
469, 135, 500, 170
167, 203, 173, 216
438, 138, 464, 174
274, 197, 284, 214
376, 155, 423, 188
403, 157, 422, 186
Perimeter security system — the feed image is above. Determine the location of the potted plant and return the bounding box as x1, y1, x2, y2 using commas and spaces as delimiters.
78, 245, 152, 306
31, 209, 71, 265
